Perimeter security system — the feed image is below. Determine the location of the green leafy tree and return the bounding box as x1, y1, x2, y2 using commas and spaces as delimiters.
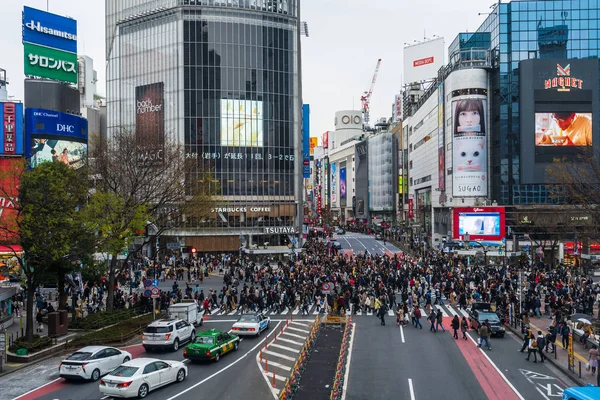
83, 191, 149, 312
16, 161, 88, 341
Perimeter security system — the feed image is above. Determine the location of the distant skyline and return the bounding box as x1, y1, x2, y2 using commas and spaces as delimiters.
2, 0, 493, 138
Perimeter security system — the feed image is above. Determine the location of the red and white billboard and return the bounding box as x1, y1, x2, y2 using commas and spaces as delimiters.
403, 37, 445, 84
322, 131, 329, 149
0, 158, 23, 244
452, 206, 505, 241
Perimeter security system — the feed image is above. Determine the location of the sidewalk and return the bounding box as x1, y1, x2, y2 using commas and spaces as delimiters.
513, 315, 599, 387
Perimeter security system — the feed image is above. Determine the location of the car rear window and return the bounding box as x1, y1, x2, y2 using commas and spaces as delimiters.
66, 352, 92, 361
109, 366, 138, 377
479, 313, 500, 322
194, 336, 214, 345
238, 316, 258, 323
144, 326, 172, 334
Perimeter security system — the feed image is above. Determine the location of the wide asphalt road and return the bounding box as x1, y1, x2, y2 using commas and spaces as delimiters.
334, 232, 402, 257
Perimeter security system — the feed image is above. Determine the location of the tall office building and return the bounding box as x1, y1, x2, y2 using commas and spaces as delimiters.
106, 1, 301, 252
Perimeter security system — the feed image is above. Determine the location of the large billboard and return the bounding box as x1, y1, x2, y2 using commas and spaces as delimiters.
452, 97, 488, 197
24, 43, 78, 84
331, 162, 337, 205
22, 6, 77, 53
220, 99, 263, 147
403, 37, 445, 84
437, 82, 445, 190
452, 206, 506, 241
340, 166, 347, 200
302, 104, 310, 178
25, 108, 88, 169
0, 158, 23, 244
136, 83, 165, 160
0, 103, 24, 156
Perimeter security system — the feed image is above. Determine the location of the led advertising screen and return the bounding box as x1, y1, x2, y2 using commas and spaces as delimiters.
220, 99, 263, 147
30, 138, 87, 169
452, 207, 506, 241
535, 112, 592, 147
340, 167, 347, 200
135, 83, 165, 159
452, 97, 488, 197
0, 158, 23, 244
331, 162, 337, 205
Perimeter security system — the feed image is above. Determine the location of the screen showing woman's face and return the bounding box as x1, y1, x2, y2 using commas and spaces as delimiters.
458, 110, 481, 127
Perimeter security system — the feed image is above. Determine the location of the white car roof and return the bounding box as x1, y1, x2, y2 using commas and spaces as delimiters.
121, 358, 165, 368
147, 318, 182, 326
75, 346, 114, 354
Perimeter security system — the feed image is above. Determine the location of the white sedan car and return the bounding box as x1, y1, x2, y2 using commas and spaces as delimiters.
99, 358, 187, 399
59, 346, 133, 381
231, 313, 270, 336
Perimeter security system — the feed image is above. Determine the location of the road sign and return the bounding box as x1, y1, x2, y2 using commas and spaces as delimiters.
502, 237, 506, 244
322, 283, 332, 294
144, 279, 152, 287
144, 289, 152, 298
152, 279, 159, 287
167, 243, 180, 250
151, 286, 160, 299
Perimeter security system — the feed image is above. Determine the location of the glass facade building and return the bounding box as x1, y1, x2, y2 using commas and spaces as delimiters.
106, 0, 301, 251
474, 0, 600, 205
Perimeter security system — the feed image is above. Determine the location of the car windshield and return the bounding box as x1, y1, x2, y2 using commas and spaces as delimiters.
144, 326, 171, 334
66, 352, 92, 361
194, 336, 214, 345
479, 313, 500, 322
109, 366, 138, 377
238, 315, 258, 323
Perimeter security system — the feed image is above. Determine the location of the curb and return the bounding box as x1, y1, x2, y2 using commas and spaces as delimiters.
505, 323, 587, 387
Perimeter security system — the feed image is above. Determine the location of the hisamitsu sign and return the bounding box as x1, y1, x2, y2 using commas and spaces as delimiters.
22, 6, 77, 53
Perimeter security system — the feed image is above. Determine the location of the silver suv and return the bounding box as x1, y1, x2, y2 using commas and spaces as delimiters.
142, 318, 195, 352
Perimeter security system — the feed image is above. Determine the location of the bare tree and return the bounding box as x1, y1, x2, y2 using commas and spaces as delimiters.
88, 129, 217, 311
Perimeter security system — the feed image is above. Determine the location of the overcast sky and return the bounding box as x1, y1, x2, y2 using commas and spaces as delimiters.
2, 0, 493, 138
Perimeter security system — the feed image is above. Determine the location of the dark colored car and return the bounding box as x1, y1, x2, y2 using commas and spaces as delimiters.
469, 307, 506, 338
375, 234, 383, 240
331, 241, 342, 250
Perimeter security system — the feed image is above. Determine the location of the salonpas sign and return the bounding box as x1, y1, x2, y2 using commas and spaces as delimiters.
24, 43, 78, 84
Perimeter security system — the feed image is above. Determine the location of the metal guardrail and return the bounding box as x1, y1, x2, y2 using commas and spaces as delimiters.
278, 315, 321, 400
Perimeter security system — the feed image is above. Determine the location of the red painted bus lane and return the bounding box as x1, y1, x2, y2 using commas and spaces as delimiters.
445, 317, 523, 400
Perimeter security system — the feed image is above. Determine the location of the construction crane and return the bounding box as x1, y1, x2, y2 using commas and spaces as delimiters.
360, 58, 382, 127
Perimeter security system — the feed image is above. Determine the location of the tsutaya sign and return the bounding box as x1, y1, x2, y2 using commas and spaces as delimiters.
264, 226, 299, 234
544, 63, 583, 91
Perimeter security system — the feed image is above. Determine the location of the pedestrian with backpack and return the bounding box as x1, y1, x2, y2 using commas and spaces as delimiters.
526, 332, 539, 362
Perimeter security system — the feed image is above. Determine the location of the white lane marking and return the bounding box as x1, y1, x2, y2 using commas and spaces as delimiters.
408, 378, 416, 400
436, 305, 449, 317
165, 321, 282, 400
277, 337, 304, 346
400, 325, 405, 343
287, 326, 310, 334
264, 371, 287, 382
465, 331, 526, 400
263, 349, 296, 362
366, 311, 373, 316
269, 343, 299, 353
312, 308, 319, 315
13, 378, 63, 400
290, 321, 309, 327
458, 308, 470, 318
203, 319, 314, 323
260, 359, 291, 371
292, 308, 300, 315
446, 305, 458, 317
355, 310, 362, 315
340, 323, 355, 400
281, 332, 305, 340
388, 310, 394, 316
420, 308, 428, 317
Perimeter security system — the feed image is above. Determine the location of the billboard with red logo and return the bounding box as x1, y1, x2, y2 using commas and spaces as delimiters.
0, 102, 24, 156
0, 158, 23, 244
452, 206, 506, 241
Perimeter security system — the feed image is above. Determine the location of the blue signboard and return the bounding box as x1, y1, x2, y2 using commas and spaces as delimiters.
0, 102, 24, 156
302, 104, 310, 178
22, 7, 77, 54
25, 108, 87, 142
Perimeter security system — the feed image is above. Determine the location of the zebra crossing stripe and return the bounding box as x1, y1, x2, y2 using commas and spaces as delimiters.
388, 310, 394, 316
458, 308, 470, 318
435, 305, 448, 318
292, 308, 300, 315
446, 305, 458, 317
312, 308, 319, 315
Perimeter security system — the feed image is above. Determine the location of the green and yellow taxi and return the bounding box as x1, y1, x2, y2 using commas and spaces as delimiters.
183, 329, 240, 362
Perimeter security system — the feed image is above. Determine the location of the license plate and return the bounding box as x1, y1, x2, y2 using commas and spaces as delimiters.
107, 383, 115, 387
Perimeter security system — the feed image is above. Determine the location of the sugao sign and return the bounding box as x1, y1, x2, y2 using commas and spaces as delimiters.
22, 6, 77, 53
24, 43, 78, 84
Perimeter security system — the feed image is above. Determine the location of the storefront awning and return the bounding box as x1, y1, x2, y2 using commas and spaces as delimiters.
0, 286, 17, 302
0, 245, 22, 255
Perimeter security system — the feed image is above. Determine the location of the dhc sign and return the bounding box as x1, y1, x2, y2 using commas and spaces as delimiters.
25, 108, 88, 142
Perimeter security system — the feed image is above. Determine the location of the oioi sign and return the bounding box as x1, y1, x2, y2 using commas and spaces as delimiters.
24, 43, 78, 84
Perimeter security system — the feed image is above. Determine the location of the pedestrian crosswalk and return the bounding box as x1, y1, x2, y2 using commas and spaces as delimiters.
205, 302, 473, 319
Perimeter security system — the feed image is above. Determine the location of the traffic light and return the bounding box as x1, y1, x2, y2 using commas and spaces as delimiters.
191, 247, 197, 254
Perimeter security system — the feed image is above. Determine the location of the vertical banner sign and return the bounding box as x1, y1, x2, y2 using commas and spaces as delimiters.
3, 103, 16, 155
135, 83, 165, 162
339, 164, 347, 204
408, 197, 414, 220
309, 137, 318, 155
331, 162, 337, 206
437, 82, 445, 190
302, 104, 310, 178
452, 96, 488, 197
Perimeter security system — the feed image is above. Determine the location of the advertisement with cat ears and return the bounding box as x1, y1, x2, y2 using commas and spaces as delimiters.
452, 97, 488, 197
